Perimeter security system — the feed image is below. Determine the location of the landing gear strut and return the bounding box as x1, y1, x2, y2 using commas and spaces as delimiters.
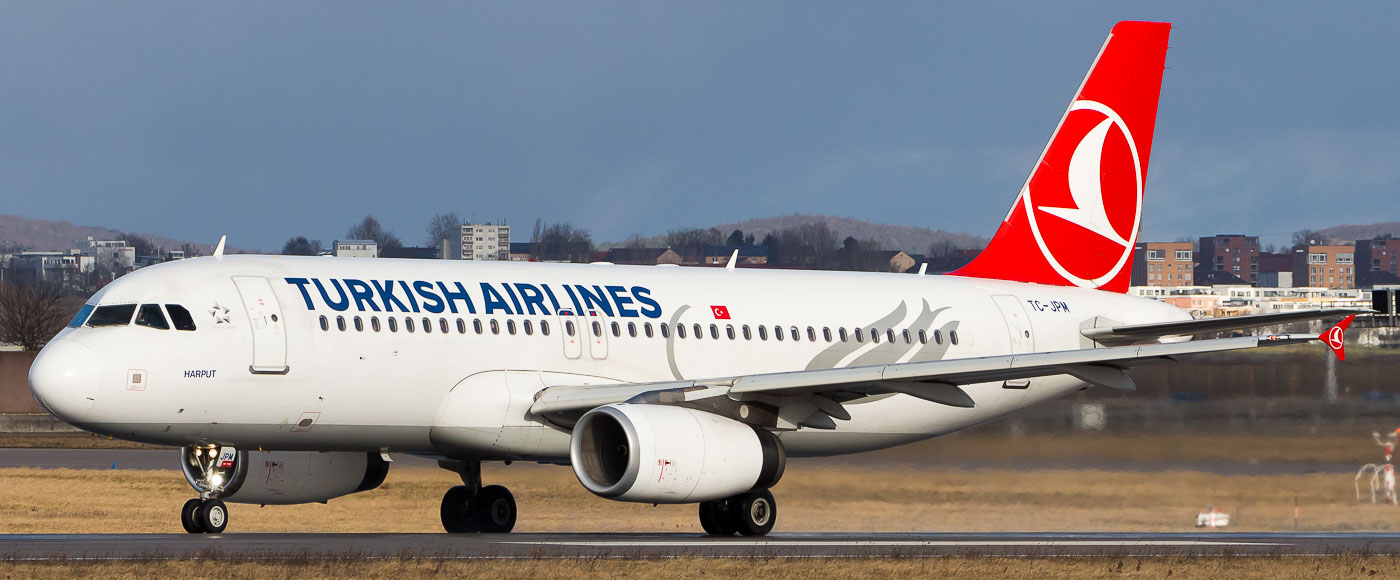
699, 489, 776, 536
179, 445, 239, 534
438, 460, 517, 533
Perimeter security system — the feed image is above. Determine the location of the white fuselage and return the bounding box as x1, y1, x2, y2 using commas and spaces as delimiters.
30, 255, 1188, 459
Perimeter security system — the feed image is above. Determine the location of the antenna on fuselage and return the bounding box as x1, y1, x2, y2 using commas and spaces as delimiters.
725, 249, 739, 271
918, 263, 927, 276
213, 235, 227, 260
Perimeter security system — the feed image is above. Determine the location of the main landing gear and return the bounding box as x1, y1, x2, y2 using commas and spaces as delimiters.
698, 489, 777, 536
438, 460, 517, 533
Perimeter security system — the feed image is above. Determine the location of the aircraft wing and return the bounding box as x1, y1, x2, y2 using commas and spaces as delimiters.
1082, 308, 1369, 346
529, 331, 1323, 426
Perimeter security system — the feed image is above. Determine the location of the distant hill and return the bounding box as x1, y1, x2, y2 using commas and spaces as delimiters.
0, 214, 218, 255
605, 214, 985, 254
1319, 222, 1400, 243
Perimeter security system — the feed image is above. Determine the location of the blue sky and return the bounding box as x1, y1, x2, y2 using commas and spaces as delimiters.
1, 2, 1396, 251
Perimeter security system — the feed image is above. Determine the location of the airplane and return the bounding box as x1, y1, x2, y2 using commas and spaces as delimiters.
28, 20, 1360, 536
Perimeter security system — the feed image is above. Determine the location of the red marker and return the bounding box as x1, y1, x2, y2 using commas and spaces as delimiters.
711, 305, 731, 320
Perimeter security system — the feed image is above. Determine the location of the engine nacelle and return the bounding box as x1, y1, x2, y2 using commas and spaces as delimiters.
182, 448, 389, 505
569, 404, 785, 503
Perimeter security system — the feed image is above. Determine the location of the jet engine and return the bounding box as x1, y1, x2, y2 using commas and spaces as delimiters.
569, 404, 785, 503
182, 447, 389, 505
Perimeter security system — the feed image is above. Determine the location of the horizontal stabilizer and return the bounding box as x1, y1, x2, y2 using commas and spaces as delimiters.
1082, 309, 1368, 345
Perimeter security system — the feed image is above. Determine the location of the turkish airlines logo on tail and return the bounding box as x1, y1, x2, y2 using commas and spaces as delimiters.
1024, 100, 1143, 289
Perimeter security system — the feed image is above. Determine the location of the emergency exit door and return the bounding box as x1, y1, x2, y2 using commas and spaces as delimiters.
233, 276, 288, 374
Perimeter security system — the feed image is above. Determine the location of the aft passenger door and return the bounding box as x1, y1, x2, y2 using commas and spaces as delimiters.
233, 276, 289, 374
991, 295, 1033, 388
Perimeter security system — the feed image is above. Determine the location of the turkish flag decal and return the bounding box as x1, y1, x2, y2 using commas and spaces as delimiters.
710, 305, 731, 319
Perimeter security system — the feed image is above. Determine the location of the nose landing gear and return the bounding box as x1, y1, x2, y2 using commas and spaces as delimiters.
179, 445, 240, 534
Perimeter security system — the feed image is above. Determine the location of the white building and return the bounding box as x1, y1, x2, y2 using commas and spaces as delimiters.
73, 236, 135, 271
334, 240, 378, 258
460, 222, 510, 261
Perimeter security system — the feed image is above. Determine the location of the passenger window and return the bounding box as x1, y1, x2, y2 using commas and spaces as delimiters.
134, 304, 169, 330
887, 329, 896, 343
423, 317, 433, 333
693, 323, 702, 340
456, 319, 466, 334
591, 321, 602, 337
474, 319, 484, 334
854, 328, 863, 342
709, 324, 719, 340
660, 323, 670, 338
743, 325, 752, 340
628, 322, 637, 338
902, 329, 911, 344
372, 317, 382, 332
541, 320, 551, 336
388, 317, 398, 332
319, 315, 329, 331
166, 305, 197, 331
353, 316, 364, 332
806, 327, 816, 342
524, 320, 534, 335
677, 324, 687, 339
871, 328, 880, 344
68, 304, 95, 328
440, 318, 449, 334
566, 320, 576, 337
87, 304, 137, 327
405, 317, 414, 332
491, 319, 501, 335
644, 322, 654, 338
507, 320, 517, 335
823, 327, 832, 342
839, 328, 848, 342
773, 326, 783, 341
934, 330, 943, 344
758, 326, 767, 341
611, 321, 621, 337
918, 329, 928, 345
950, 330, 960, 345
337, 316, 347, 331
726, 325, 736, 340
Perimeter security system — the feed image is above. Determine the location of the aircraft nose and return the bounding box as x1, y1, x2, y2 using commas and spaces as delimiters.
28, 339, 100, 424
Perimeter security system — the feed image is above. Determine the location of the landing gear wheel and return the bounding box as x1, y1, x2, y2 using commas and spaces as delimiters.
440, 485, 479, 533
732, 489, 776, 536
472, 485, 517, 533
197, 499, 228, 534
699, 500, 736, 536
180, 498, 205, 534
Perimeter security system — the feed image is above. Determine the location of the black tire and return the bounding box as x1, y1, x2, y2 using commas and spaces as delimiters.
180, 498, 205, 534
440, 485, 478, 533
731, 489, 776, 536
197, 499, 228, 534
471, 485, 516, 533
698, 500, 736, 536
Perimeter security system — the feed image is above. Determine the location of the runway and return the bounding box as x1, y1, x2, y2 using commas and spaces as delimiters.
1, 532, 1398, 559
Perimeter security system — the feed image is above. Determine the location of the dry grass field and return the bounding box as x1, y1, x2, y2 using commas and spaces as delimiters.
1, 459, 1396, 535
2, 556, 1398, 580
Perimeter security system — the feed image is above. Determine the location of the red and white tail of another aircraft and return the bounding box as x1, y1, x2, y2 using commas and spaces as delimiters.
29, 21, 1362, 536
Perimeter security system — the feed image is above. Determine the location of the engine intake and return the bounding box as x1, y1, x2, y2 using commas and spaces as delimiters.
570, 404, 784, 503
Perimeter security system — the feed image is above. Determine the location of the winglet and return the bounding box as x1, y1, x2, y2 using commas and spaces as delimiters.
213, 235, 227, 260
1319, 314, 1356, 361
725, 249, 738, 271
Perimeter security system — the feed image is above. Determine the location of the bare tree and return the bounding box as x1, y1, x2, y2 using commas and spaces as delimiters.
0, 282, 79, 351
537, 223, 595, 262
1293, 229, 1328, 247
281, 236, 322, 256
346, 215, 403, 255
425, 212, 464, 251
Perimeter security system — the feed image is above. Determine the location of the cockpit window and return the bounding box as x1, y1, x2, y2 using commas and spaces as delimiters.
68, 304, 95, 328
135, 304, 170, 330
166, 305, 197, 331
87, 304, 137, 327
